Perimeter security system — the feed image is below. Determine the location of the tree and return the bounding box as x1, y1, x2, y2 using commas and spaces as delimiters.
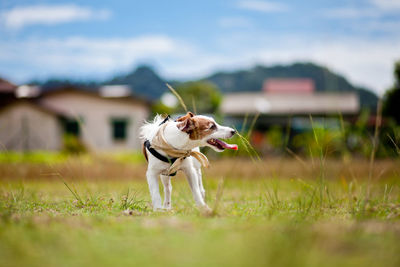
175, 81, 222, 114
383, 61, 400, 124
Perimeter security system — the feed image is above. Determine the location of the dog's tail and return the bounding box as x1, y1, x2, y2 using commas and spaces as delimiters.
139, 114, 168, 142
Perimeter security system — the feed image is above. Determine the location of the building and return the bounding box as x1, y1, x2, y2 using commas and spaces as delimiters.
221, 78, 360, 131
0, 82, 150, 152
263, 78, 315, 94
0, 78, 17, 107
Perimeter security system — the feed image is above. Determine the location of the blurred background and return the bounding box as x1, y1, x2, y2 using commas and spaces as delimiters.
2, 3, 400, 266
0, 0, 399, 159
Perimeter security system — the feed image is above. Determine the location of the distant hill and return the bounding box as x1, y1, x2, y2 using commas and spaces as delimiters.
31, 62, 378, 109
205, 62, 378, 109
105, 65, 166, 100
36, 79, 99, 92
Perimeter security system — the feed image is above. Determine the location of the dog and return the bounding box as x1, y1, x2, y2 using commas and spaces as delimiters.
140, 112, 237, 211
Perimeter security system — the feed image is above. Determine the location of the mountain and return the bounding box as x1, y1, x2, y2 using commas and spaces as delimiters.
105, 65, 166, 100
204, 62, 378, 109
31, 62, 378, 109
36, 79, 99, 91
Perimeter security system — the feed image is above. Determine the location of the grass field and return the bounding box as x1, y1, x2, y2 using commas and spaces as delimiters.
1, 155, 400, 267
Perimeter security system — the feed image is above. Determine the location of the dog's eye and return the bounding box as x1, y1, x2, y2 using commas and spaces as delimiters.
210, 123, 217, 130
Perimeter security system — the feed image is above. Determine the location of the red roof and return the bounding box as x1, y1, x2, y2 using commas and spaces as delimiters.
0, 78, 17, 93
263, 78, 315, 93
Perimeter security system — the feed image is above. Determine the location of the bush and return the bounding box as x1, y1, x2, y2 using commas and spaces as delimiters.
62, 134, 87, 155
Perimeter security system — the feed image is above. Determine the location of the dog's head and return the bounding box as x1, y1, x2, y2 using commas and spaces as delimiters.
176, 112, 238, 152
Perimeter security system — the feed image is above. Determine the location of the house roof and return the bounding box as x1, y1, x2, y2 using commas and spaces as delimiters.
40, 86, 151, 107
99, 85, 131, 97
0, 78, 17, 93
263, 78, 315, 94
0, 86, 151, 118
221, 92, 359, 115
0, 99, 67, 118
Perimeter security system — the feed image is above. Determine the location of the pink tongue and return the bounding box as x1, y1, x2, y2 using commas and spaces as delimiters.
228, 144, 238, 150
216, 139, 238, 150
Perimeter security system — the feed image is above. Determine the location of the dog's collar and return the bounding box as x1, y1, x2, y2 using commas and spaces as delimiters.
144, 139, 178, 176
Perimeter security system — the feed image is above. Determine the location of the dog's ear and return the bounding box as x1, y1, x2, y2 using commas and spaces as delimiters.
177, 116, 195, 133
176, 112, 195, 122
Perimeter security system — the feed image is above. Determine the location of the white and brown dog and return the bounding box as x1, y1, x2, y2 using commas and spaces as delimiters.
140, 112, 237, 211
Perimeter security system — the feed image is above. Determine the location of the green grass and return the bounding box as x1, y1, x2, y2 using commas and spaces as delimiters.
0, 151, 145, 164
0, 151, 69, 164
1, 174, 400, 267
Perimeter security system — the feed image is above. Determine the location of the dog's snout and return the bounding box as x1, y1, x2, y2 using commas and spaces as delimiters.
230, 129, 236, 136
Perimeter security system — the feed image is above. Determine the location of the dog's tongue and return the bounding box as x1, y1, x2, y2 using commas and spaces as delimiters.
228, 144, 239, 150
216, 139, 238, 150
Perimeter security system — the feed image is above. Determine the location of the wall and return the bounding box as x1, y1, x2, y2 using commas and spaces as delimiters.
40, 91, 149, 151
0, 102, 62, 151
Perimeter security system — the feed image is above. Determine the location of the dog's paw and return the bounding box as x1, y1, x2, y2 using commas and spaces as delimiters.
162, 202, 172, 210
153, 207, 165, 212
199, 205, 213, 217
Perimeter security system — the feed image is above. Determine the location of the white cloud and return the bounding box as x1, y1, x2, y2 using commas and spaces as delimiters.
1, 4, 111, 30
0, 33, 397, 96
0, 35, 193, 80
255, 39, 399, 95
236, 1, 289, 13
218, 17, 253, 28
370, 0, 400, 10
323, 0, 400, 19
162, 34, 399, 96
323, 8, 379, 19
352, 20, 400, 34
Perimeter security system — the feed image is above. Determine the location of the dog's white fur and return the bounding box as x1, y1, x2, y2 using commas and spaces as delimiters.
140, 114, 235, 210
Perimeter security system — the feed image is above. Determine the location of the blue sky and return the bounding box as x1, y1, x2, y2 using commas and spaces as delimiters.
1, 0, 399, 95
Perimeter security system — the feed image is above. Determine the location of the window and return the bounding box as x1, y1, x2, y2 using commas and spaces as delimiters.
63, 119, 80, 136
111, 118, 128, 141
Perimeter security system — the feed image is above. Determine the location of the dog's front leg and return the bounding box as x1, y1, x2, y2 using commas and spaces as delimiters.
196, 168, 206, 201
183, 166, 208, 208
160, 175, 172, 210
146, 170, 162, 210
193, 159, 206, 201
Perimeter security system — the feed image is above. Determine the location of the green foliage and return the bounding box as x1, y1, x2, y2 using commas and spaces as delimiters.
213, 110, 400, 159
150, 81, 222, 116
292, 127, 343, 157
378, 122, 400, 157
62, 134, 87, 155
383, 61, 400, 124
267, 126, 285, 151
0, 151, 67, 163
110, 152, 146, 164
119, 188, 148, 211
175, 81, 222, 114
151, 101, 174, 116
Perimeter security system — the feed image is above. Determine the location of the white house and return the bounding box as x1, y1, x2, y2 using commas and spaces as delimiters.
0, 85, 150, 152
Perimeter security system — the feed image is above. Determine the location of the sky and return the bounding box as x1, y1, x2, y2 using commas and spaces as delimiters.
0, 0, 399, 96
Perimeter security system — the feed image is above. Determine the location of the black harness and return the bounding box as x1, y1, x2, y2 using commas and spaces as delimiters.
144, 115, 178, 176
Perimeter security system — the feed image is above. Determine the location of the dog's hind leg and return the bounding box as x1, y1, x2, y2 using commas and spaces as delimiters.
146, 170, 162, 210
160, 175, 172, 210
183, 166, 208, 208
